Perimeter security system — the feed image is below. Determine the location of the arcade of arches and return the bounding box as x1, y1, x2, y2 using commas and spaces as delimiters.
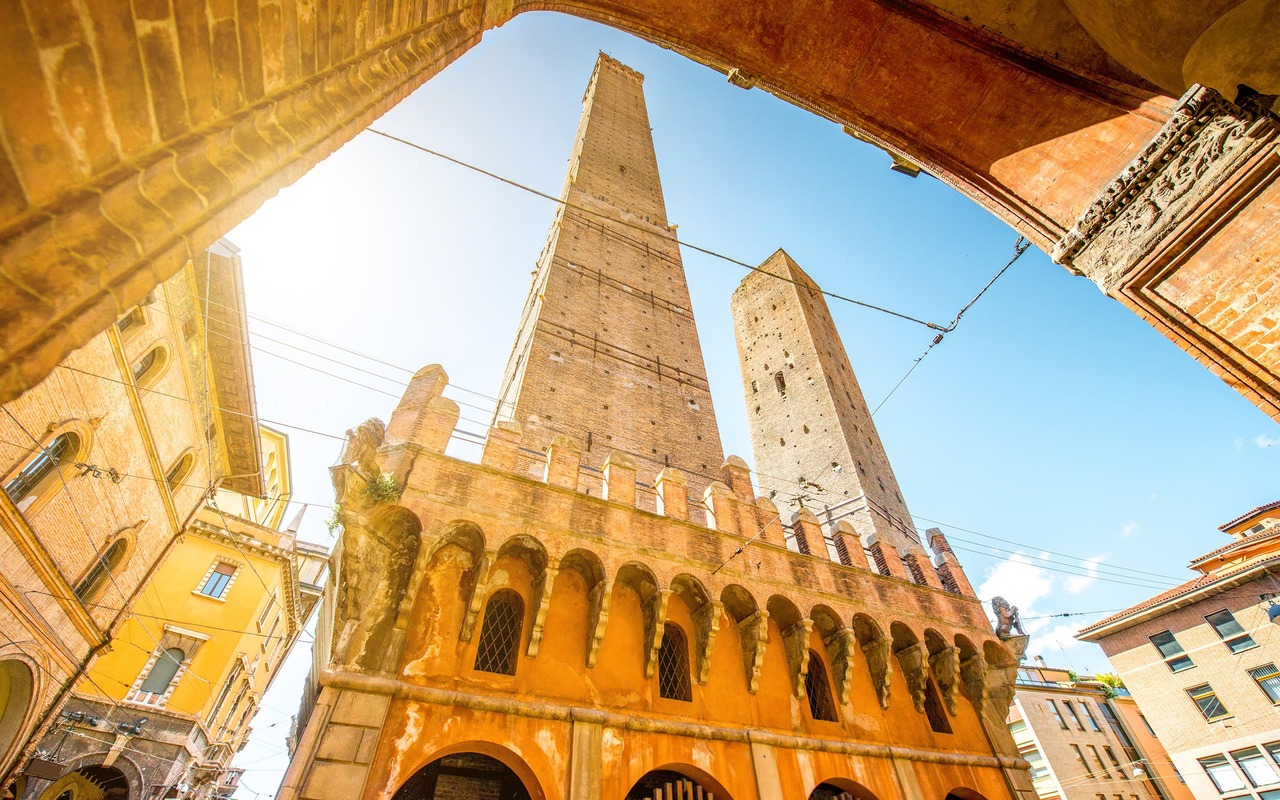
0, 1, 1276, 417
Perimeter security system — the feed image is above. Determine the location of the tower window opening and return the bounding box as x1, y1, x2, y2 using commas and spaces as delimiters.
474, 590, 524, 675
774, 372, 787, 396
751, 380, 758, 395
658, 623, 692, 701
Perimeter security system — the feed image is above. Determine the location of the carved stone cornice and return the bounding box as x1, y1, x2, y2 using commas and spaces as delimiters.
1053, 85, 1278, 292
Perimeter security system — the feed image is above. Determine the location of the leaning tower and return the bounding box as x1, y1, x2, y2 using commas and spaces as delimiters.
279, 54, 1029, 800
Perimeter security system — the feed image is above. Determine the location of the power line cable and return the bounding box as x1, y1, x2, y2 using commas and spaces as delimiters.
367, 127, 949, 332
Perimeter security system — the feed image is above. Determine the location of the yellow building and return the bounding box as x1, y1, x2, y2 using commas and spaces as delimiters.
1, 239, 264, 786
17, 429, 328, 800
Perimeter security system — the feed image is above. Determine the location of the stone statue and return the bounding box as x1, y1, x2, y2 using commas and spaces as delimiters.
991, 596, 1025, 639
342, 417, 385, 477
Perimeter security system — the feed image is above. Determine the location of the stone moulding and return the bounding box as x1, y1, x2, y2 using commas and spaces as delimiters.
1053, 84, 1279, 293
320, 670, 1028, 769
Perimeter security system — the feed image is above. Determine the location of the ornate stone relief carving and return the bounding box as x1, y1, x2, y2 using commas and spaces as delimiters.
459, 551, 496, 644
862, 635, 893, 710
739, 611, 770, 693
585, 579, 612, 668
1054, 85, 1278, 293
781, 619, 815, 698
960, 652, 989, 715
895, 642, 930, 714
526, 564, 559, 658
929, 646, 962, 716
984, 662, 1018, 723
692, 600, 723, 685
642, 588, 672, 679
824, 629, 858, 706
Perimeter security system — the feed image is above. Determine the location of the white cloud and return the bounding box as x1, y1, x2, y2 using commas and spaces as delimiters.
1064, 556, 1104, 594
978, 553, 1055, 635
1036, 622, 1088, 653
1121, 523, 1140, 539
1256, 434, 1280, 448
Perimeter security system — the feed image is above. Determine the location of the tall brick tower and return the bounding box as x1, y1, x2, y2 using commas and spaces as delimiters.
281, 55, 1027, 800
494, 54, 725, 500
732, 249, 921, 554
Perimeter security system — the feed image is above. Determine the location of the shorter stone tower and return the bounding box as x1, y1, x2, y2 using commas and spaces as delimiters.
732, 249, 924, 562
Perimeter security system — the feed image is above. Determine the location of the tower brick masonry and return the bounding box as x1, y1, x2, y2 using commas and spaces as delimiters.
732, 249, 923, 555
494, 55, 725, 508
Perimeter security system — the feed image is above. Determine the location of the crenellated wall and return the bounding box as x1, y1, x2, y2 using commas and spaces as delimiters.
280, 364, 1029, 800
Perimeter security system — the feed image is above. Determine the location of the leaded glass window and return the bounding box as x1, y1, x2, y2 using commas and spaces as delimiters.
474, 590, 523, 675
805, 650, 838, 721
657, 623, 691, 701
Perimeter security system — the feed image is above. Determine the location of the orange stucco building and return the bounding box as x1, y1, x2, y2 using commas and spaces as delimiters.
279, 55, 1027, 800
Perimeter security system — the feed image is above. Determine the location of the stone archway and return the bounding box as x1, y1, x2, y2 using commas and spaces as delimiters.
0, 660, 35, 774
389, 751, 535, 800
0, 2, 1274, 418
37, 766, 130, 800
809, 779, 879, 800
626, 767, 733, 800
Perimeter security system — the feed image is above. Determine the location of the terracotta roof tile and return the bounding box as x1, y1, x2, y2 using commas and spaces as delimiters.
1219, 499, 1280, 532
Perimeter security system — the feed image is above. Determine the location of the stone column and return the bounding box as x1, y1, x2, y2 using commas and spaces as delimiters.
568, 715, 603, 800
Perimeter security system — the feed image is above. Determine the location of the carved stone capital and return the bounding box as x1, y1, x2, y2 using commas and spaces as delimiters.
692, 600, 723, 686
459, 551, 496, 644
781, 619, 815, 698
526, 565, 558, 658
1054, 85, 1279, 293
960, 652, 989, 715
895, 642, 930, 714
824, 629, 858, 706
585, 580, 612, 669
739, 611, 770, 694
862, 635, 893, 710
929, 646, 962, 716
642, 588, 672, 679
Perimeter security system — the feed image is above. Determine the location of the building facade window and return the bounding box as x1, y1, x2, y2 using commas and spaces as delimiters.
923, 678, 953, 734
473, 590, 523, 676
1048, 699, 1069, 729
1088, 745, 1111, 778
165, 452, 194, 492
657, 623, 691, 701
4, 432, 79, 510
1073, 744, 1094, 776
131, 345, 168, 387
1104, 746, 1126, 778
198, 562, 238, 599
1231, 748, 1280, 788
1187, 684, 1231, 721
1082, 702, 1103, 731
1252, 664, 1280, 703
1205, 609, 1258, 653
1200, 755, 1247, 793
805, 650, 838, 722
1150, 630, 1195, 671
1065, 700, 1087, 730
74, 537, 128, 601
116, 306, 146, 336
134, 647, 185, 705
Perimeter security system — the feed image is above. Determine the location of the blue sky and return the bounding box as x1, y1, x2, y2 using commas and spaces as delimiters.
223, 13, 1279, 795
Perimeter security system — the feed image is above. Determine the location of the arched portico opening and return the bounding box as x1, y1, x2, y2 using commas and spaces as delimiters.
809, 779, 879, 800
945, 788, 991, 800
390, 748, 541, 800
0, 659, 34, 771
626, 766, 732, 799
38, 766, 130, 800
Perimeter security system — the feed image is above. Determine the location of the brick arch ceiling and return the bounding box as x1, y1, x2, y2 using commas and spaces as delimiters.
0, 0, 1230, 407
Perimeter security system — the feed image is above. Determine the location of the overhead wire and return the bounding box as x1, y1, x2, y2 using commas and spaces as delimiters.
366, 127, 949, 332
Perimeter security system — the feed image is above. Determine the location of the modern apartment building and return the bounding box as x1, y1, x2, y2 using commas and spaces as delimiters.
1079, 501, 1280, 800
1008, 661, 1187, 800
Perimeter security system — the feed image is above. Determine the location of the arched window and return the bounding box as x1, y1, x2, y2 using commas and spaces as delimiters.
165, 452, 194, 492
138, 647, 185, 698
75, 537, 128, 601
806, 649, 839, 721
474, 590, 524, 675
131, 345, 167, 386
5, 432, 80, 509
774, 371, 787, 396
658, 623, 691, 701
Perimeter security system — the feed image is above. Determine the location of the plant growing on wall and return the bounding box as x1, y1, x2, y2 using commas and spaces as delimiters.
364, 472, 402, 504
